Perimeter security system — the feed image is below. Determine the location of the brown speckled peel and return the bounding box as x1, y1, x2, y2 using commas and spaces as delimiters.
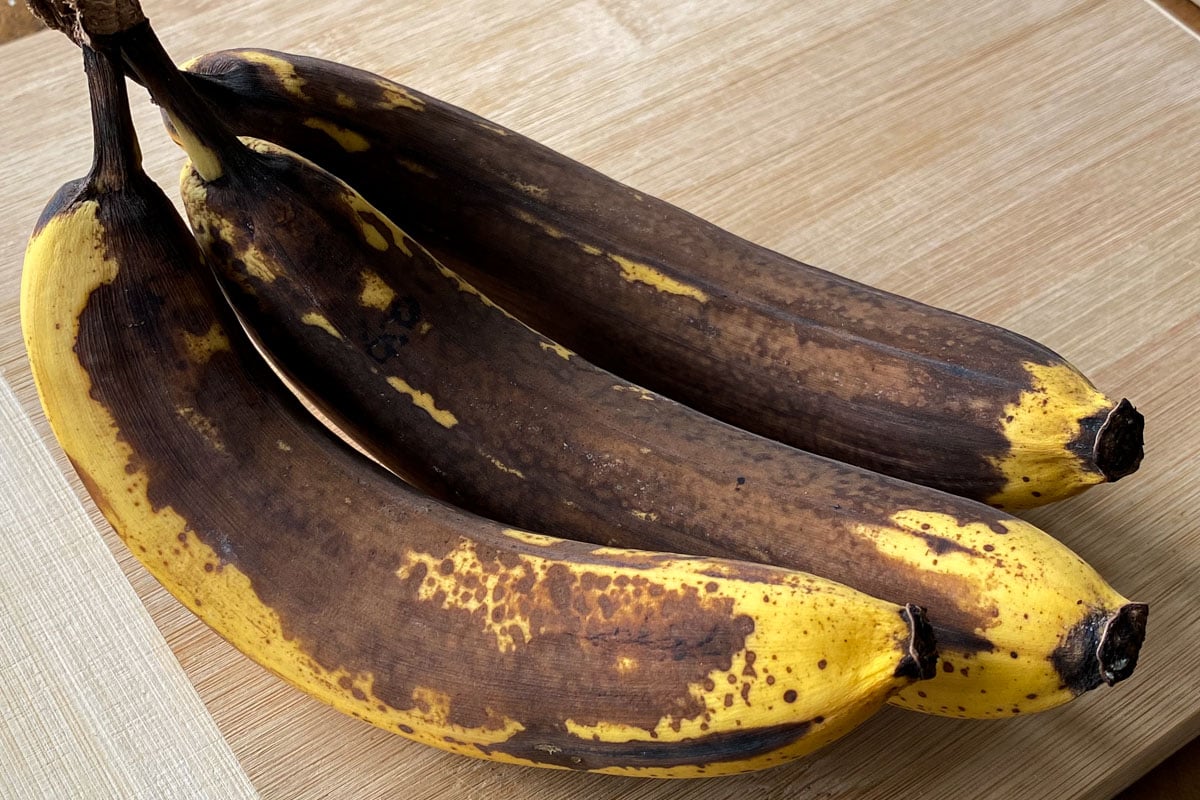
132, 41, 1147, 717
178, 49, 1143, 506
181, 145, 1007, 659
48, 147, 923, 776
76, 239, 757, 733
67, 230, 792, 765
168, 80, 1149, 714
23, 40, 936, 775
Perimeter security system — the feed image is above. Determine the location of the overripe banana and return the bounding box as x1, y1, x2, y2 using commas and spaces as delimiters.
103, 16, 1148, 717
20, 37, 939, 778
174, 47, 1145, 510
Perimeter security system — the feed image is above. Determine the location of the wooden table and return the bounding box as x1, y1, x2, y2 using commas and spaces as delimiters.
2, 1, 1198, 797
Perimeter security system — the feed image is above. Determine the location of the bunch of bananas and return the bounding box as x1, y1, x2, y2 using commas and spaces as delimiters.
22, 0, 1149, 779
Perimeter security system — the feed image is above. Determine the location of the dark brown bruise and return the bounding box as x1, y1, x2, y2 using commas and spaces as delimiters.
180, 50, 1140, 502
186, 137, 1005, 656
72, 182, 799, 763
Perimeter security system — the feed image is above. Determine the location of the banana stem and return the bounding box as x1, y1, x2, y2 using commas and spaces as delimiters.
82, 44, 141, 191
112, 20, 252, 181
29, 0, 248, 181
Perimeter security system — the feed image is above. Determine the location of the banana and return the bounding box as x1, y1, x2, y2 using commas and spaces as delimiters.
97, 18, 1148, 717
20, 38, 939, 778
172, 47, 1145, 510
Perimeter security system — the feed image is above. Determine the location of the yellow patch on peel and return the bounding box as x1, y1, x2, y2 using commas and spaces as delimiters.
612, 384, 655, 401
358, 271, 397, 311
303, 117, 371, 152
580, 243, 603, 256
398, 540, 534, 652
475, 120, 510, 137
484, 455, 525, 479
20, 201, 535, 762
987, 361, 1113, 509
276, 440, 292, 452
335, 91, 358, 109
376, 79, 425, 111
301, 312, 343, 340
176, 406, 227, 453
182, 322, 231, 365
510, 180, 549, 200
513, 207, 564, 239
235, 50, 309, 99
166, 110, 223, 181
342, 190, 412, 255
539, 341, 573, 360
631, 510, 658, 522
416, 321, 433, 335
23, 201, 120, 455
233, 138, 412, 258
392, 535, 912, 773
179, 164, 278, 285
501, 528, 560, 547
360, 223, 389, 252
386, 377, 458, 428
432, 261, 515, 317
398, 159, 437, 179
611, 255, 709, 302
407, 685, 524, 743
854, 508, 1129, 717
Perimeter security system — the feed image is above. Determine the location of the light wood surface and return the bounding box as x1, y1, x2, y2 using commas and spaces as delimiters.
1, 1, 1198, 798
0, 379, 258, 799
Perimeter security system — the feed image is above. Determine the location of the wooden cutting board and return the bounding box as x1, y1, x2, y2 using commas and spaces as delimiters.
1, 1, 1198, 797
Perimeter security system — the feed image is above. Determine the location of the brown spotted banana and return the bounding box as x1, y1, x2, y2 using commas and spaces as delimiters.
19, 28, 939, 778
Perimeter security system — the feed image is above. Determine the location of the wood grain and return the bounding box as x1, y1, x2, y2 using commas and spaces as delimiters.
0, 3, 43, 45
1, 1, 1197, 798
1145, 0, 1200, 41
0, 378, 257, 800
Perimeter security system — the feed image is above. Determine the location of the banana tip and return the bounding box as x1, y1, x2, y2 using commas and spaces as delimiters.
1053, 602, 1149, 694
895, 603, 939, 681
1095, 398, 1144, 482
1098, 602, 1149, 686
